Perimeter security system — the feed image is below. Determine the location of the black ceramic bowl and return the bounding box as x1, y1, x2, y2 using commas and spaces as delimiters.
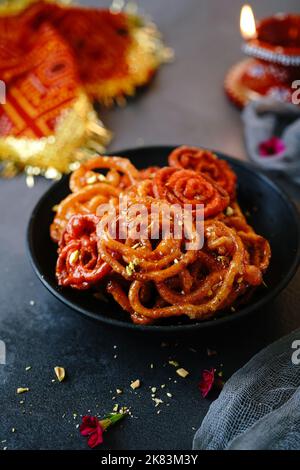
27, 146, 300, 332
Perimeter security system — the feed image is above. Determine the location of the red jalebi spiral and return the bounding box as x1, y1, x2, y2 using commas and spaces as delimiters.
56, 214, 111, 290
153, 167, 230, 218
168, 146, 237, 199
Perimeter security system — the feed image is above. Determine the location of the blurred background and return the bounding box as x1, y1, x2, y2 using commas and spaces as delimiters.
84, 0, 300, 161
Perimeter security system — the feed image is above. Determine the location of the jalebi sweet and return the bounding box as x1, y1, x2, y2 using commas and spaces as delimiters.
52, 146, 271, 325
168, 146, 237, 199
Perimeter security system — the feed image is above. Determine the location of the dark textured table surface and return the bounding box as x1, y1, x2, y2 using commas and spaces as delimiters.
1, 0, 300, 451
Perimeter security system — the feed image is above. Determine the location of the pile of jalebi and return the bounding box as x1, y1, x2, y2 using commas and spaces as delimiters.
51, 146, 271, 325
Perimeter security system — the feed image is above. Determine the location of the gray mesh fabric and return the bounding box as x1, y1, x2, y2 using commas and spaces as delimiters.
193, 329, 300, 450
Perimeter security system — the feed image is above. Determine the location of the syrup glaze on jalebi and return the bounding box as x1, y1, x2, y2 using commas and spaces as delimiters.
153, 167, 229, 218
56, 214, 111, 290
51, 156, 139, 242
51, 147, 271, 325
168, 146, 237, 200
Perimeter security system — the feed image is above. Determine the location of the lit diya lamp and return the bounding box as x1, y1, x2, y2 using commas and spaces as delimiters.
225, 5, 300, 108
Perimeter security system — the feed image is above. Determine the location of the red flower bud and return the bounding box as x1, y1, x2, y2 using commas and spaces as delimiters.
80, 412, 126, 448
199, 368, 215, 398
80, 416, 103, 448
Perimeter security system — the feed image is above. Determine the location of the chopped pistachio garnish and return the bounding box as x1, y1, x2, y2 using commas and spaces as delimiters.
17, 387, 29, 394
113, 404, 119, 412
126, 260, 139, 277
226, 206, 234, 216
69, 250, 79, 265
176, 368, 189, 378
86, 174, 98, 184
168, 360, 179, 367
151, 387, 157, 394
130, 379, 141, 390
54, 366, 66, 382
153, 397, 163, 407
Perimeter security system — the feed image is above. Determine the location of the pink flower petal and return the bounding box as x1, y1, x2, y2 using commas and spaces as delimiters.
199, 368, 215, 398
87, 427, 103, 448
80, 415, 103, 448
80, 415, 99, 436
258, 137, 286, 157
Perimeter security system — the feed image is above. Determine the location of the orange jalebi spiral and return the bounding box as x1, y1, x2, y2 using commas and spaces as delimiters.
69, 156, 140, 193
153, 167, 230, 218
97, 195, 200, 283
217, 202, 271, 274
127, 221, 248, 320
106, 277, 155, 325
50, 183, 120, 243
168, 146, 237, 200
